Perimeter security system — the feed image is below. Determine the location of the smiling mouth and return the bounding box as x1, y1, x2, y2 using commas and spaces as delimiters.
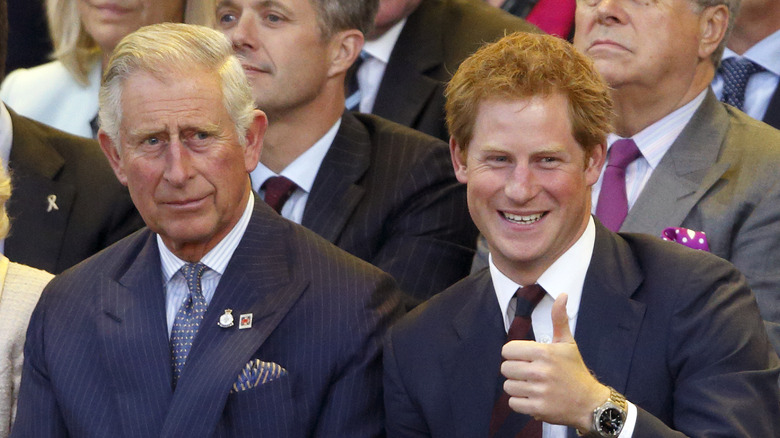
502, 212, 545, 225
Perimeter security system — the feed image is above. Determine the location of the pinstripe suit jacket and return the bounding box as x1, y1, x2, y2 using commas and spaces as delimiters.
302, 112, 478, 307
11, 198, 404, 437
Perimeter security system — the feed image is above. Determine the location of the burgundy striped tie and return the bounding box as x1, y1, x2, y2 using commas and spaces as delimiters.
489, 284, 547, 438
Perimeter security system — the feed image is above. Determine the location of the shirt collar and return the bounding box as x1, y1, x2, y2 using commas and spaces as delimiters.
490, 216, 596, 322
607, 88, 707, 170
251, 118, 341, 193
158, 194, 255, 281
363, 18, 407, 64
723, 29, 780, 76
0, 102, 13, 170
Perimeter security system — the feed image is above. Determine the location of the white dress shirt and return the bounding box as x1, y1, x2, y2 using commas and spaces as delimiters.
358, 19, 407, 113
712, 29, 780, 121
159, 195, 255, 336
250, 119, 340, 224
489, 217, 637, 437
591, 90, 707, 215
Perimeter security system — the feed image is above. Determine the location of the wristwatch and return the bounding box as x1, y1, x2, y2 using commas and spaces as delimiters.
578, 386, 628, 437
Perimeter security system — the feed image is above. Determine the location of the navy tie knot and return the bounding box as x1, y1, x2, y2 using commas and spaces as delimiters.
719, 57, 765, 110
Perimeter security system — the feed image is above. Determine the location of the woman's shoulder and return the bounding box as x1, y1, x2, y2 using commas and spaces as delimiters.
1, 61, 80, 98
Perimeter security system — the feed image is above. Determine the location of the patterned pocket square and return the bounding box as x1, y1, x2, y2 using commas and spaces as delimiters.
231, 359, 288, 393
661, 227, 710, 251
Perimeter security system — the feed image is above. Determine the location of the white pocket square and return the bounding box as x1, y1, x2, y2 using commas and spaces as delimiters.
231, 359, 288, 393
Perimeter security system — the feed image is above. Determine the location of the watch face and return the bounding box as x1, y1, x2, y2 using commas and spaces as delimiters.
598, 407, 625, 436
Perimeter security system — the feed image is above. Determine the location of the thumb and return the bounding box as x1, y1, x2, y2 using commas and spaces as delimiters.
552, 293, 574, 343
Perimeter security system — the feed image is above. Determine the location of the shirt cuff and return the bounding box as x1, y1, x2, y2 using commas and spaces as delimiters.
619, 401, 638, 437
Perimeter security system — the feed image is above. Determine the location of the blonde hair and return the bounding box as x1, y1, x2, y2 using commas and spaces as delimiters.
99, 23, 255, 149
0, 160, 11, 240
46, 0, 214, 85
446, 32, 614, 156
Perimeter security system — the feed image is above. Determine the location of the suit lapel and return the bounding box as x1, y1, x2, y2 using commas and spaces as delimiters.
5, 110, 74, 272
161, 200, 308, 436
621, 91, 730, 235
301, 112, 368, 243
575, 223, 646, 394
372, 1, 444, 127
97, 231, 174, 433
442, 271, 507, 438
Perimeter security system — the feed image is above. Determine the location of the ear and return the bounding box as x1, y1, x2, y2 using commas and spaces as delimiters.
585, 142, 606, 187
327, 29, 364, 78
243, 109, 268, 173
698, 4, 729, 60
450, 136, 469, 184
97, 129, 128, 186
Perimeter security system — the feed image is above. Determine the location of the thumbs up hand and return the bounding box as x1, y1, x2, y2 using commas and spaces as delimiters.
500, 293, 610, 431
551, 292, 575, 344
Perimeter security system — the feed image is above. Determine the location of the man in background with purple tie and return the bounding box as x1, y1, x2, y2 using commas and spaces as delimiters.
573, 0, 780, 355
383, 32, 779, 437
216, 0, 478, 308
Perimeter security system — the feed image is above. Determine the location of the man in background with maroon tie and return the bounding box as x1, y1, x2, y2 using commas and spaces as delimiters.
216, 0, 477, 308
383, 31, 779, 437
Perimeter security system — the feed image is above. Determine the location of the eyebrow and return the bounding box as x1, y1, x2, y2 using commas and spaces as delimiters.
217, 0, 293, 13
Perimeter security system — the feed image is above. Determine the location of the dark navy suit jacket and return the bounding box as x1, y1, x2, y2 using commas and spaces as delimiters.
12, 199, 404, 437
303, 112, 477, 307
5, 108, 143, 274
371, 0, 538, 141
764, 85, 780, 129
384, 220, 780, 437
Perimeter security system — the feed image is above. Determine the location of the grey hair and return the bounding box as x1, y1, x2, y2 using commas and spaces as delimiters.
46, 0, 214, 86
99, 23, 256, 150
309, 0, 379, 39
689, 0, 741, 65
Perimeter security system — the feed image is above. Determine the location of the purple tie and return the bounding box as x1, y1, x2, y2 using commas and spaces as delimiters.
595, 139, 641, 232
261, 176, 297, 214
490, 284, 547, 438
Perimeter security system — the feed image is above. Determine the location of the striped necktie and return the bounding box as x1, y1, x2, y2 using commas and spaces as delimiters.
490, 284, 547, 438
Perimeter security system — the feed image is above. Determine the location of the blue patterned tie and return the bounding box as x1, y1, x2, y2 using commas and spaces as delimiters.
345, 51, 368, 111
719, 57, 765, 110
171, 262, 208, 386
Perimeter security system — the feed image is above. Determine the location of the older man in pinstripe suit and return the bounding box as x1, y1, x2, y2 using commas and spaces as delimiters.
217, 0, 478, 308
10, 23, 403, 437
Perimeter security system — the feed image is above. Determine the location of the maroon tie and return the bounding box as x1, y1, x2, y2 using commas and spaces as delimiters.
261, 176, 297, 214
490, 284, 547, 438
595, 139, 641, 232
